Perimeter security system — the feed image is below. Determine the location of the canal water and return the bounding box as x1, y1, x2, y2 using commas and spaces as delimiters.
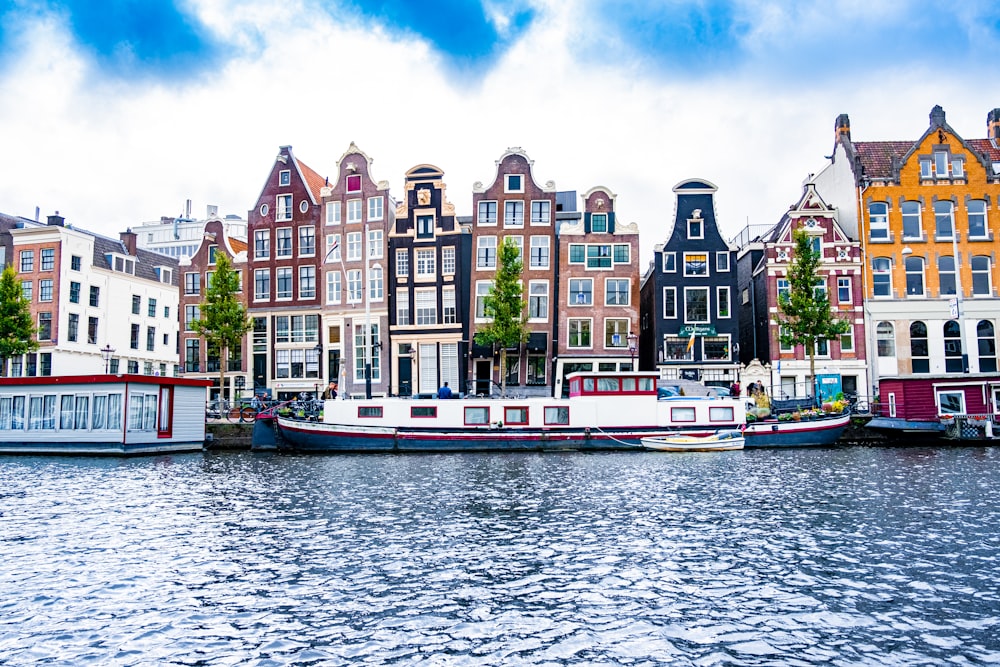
2, 446, 999, 666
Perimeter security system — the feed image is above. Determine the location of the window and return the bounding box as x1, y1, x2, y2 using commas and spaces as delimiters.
326, 201, 341, 225
687, 219, 702, 239
276, 267, 292, 299
531, 200, 550, 224
837, 277, 851, 304
978, 320, 997, 373
276, 228, 292, 257
902, 201, 922, 239
968, 200, 988, 238
39, 280, 52, 302
504, 201, 524, 226
347, 199, 362, 223
415, 289, 436, 325
972, 256, 991, 296
38, 312, 51, 341
586, 245, 611, 269
416, 215, 434, 239
904, 256, 924, 296
396, 249, 409, 277
71, 255, 81, 271
876, 321, 895, 357
778, 326, 793, 353
935, 200, 955, 238
87, 317, 98, 344
605, 319, 629, 348
347, 174, 362, 193
353, 323, 381, 382
716, 252, 730, 272
606, 279, 629, 306
146, 326, 156, 352
279, 169, 291, 186
368, 229, 383, 259
840, 328, 854, 353
477, 236, 497, 269
935, 150, 949, 177
569, 278, 592, 305
185, 305, 200, 330
527, 357, 546, 387
478, 201, 497, 225
872, 257, 892, 297
442, 246, 456, 274
443, 287, 457, 324
254, 230, 270, 258
254, 269, 270, 300
147, 298, 157, 318
528, 281, 547, 320
369, 266, 383, 300
347, 232, 362, 261
505, 174, 523, 193
299, 265, 316, 299
89, 285, 100, 307
132, 294, 141, 314
944, 320, 964, 372
529, 236, 549, 269
299, 226, 315, 256
69, 281, 80, 304
663, 287, 677, 318
662, 252, 676, 272
684, 253, 708, 276
910, 321, 929, 373
475, 281, 492, 318
569, 244, 585, 264
416, 249, 436, 277
465, 406, 490, 425
326, 234, 341, 262
568, 319, 591, 348
684, 287, 709, 323
509, 236, 523, 261
920, 158, 932, 179
276, 194, 292, 221
368, 196, 384, 221
19, 250, 33, 272
663, 336, 692, 361
68, 313, 79, 342
703, 336, 730, 361
130, 323, 140, 349
716, 286, 730, 318
868, 202, 889, 240
613, 244, 630, 264
592, 213, 608, 233
326, 270, 341, 305
347, 269, 362, 302
396, 289, 410, 325
952, 157, 965, 178
41, 248, 54, 271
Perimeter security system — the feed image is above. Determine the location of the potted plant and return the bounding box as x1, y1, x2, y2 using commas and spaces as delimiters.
791, 411, 802, 422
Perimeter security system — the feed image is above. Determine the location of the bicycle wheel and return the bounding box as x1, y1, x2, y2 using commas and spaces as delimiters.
223, 402, 240, 423
240, 406, 257, 423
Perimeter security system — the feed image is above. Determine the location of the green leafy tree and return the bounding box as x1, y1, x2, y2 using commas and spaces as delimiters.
474, 237, 529, 396
0, 265, 38, 376
776, 228, 850, 404
191, 253, 252, 401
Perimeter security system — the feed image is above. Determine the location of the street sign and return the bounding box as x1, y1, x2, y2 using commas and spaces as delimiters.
949, 298, 958, 318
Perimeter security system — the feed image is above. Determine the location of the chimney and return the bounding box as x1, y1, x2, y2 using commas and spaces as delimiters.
120, 228, 137, 255
185, 199, 192, 219
47, 211, 65, 227
988, 108, 1000, 142
930, 105, 946, 128
835, 113, 851, 142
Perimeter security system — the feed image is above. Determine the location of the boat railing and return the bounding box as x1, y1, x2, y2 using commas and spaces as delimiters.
941, 413, 1000, 440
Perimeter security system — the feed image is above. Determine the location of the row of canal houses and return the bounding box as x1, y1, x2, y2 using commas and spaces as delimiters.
4, 105, 999, 406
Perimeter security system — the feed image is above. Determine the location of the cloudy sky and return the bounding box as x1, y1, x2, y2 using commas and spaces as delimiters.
2, 0, 998, 266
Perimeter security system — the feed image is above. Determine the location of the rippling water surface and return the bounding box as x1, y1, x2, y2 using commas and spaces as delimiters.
2, 446, 1000, 666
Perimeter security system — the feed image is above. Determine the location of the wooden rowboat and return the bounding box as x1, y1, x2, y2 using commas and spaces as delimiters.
640, 429, 745, 452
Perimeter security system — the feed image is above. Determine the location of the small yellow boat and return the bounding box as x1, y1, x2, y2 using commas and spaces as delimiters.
640, 429, 745, 452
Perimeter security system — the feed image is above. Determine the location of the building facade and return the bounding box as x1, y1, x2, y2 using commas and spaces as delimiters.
134, 200, 247, 260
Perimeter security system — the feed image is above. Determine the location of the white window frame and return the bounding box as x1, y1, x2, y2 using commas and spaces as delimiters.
347, 199, 362, 224
605, 278, 630, 306
478, 200, 497, 226
662, 252, 676, 272
415, 289, 437, 325
529, 236, 549, 269
298, 265, 316, 299
663, 286, 677, 319
346, 232, 362, 261
901, 200, 922, 240
872, 257, 892, 297
298, 226, 315, 257
275, 267, 293, 300
276, 227, 292, 258
475, 281, 493, 320
569, 278, 593, 306
868, 202, 889, 240
477, 236, 497, 269
504, 174, 524, 193
367, 196, 384, 222
279, 170, 291, 186
347, 269, 362, 303
368, 228, 383, 259
325, 234, 341, 263
684, 286, 710, 324
396, 288, 410, 325
528, 281, 548, 321
369, 265, 384, 301
568, 318, 593, 349
683, 252, 709, 277
326, 270, 341, 305
837, 277, 852, 304
530, 200, 550, 225
326, 201, 341, 226
716, 252, 730, 272
687, 219, 703, 239
276, 194, 292, 221
504, 200, 524, 227
442, 246, 456, 275
416, 249, 436, 278
716, 286, 730, 319
396, 249, 409, 277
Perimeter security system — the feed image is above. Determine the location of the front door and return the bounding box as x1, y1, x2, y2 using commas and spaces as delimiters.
475, 360, 492, 396
398, 356, 412, 397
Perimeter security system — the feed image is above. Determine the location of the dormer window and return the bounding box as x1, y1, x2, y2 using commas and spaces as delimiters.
347, 174, 362, 193
154, 267, 173, 284
108, 254, 135, 274
504, 174, 523, 193
687, 219, 703, 239
279, 170, 291, 186
592, 213, 608, 233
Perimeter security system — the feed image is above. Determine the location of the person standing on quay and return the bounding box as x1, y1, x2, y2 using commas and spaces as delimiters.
321, 381, 338, 400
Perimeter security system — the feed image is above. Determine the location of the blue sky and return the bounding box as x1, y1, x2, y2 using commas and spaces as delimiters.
1, 0, 999, 261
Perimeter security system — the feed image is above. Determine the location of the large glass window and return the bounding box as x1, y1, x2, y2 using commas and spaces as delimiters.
416, 249, 435, 277
326, 270, 341, 304
837, 277, 851, 304
684, 287, 709, 323
415, 289, 436, 325
876, 321, 895, 357
604, 319, 628, 348
586, 245, 612, 268
868, 202, 889, 240
910, 321, 929, 373
872, 257, 892, 297
298, 226, 315, 256
978, 320, 997, 373
299, 265, 316, 299
684, 253, 708, 276
396, 249, 409, 277
475, 281, 492, 318
902, 201, 922, 239
944, 320, 963, 373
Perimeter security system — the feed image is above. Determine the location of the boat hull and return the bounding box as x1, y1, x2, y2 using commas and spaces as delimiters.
743, 413, 850, 447
641, 432, 745, 452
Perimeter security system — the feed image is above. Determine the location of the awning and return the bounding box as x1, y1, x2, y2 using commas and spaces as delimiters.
471, 343, 494, 358
527, 332, 547, 353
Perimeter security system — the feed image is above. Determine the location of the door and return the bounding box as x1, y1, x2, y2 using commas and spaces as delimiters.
398, 356, 412, 397
475, 360, 492, 396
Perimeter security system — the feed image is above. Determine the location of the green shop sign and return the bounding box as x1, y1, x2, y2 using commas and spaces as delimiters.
677, 325, 716, 337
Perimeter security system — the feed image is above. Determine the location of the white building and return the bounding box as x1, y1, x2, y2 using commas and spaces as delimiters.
133, 200, 247, 260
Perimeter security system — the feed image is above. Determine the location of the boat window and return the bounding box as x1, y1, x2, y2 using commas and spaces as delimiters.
671, 406, 696, 422
709, 406, 735, 422
505, 407, 528, 425
583, 378, 595, 392
411, 406, 437, 418
544, 406, 569, 425
75, 396, 90, 431
0, 397, 12, 429
29, 395, 56, 430
107, 394, 122, 430
465, 406, 489, 425
60, 395, 75, 429
937, 391, 965, 415
569, 378, 579, 394
622, 377, 637, 392
358, 406, 383, 418
638, 377, 654, 392
92, 395, 107, 429
597, 378, 620, 392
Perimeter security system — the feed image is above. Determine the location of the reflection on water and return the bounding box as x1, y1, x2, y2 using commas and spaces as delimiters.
2, 447, 1000, 665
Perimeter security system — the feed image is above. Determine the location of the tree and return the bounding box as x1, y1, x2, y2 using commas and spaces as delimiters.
474, 237, 529, 396
0, 265, 38, 376
776, 228, 850, 404
190, 253, 252, 401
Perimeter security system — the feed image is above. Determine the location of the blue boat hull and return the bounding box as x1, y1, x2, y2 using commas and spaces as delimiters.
743, 413, 850, 447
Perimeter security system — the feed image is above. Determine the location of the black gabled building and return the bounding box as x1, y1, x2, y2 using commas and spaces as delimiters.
638, 179, 740, 389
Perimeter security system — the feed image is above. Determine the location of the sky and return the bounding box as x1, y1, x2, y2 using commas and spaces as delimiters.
2, 0, 999, 267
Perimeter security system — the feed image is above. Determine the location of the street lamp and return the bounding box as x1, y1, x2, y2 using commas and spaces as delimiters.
314, 341, 323, 399
100, 344, 115, 374
627, 332, 638, 370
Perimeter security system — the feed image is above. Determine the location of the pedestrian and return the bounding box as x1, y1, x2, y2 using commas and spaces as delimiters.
437, 381, 453, 399
321, 381, 338, 400
730, 381, 740, 397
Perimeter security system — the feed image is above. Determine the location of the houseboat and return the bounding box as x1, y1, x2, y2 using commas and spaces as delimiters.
0, 374, 212, 455
866, 374, 1000, 441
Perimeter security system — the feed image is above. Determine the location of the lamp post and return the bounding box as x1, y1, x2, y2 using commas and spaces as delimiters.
627, 332, 638, 371
314, 341, 323, 399
950, 224, 969, 373
100, 344, 115, 374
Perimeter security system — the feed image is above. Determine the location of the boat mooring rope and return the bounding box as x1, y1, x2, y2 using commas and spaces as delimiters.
591, 425, 645, 447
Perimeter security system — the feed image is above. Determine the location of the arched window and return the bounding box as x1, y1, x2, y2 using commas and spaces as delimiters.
902, 201, 922, 239
904, 256, 924, 296
935, 200, 955, 238
971, 256, 992, 296
968, 199, 988, 238
943, 320, 963, 373
872, 257, 892, 297
938, 255, 956, 295
910, 321, 929, 373
868, 202, 889, 240
978, 320, 997, 373
876, 321, 895, 357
